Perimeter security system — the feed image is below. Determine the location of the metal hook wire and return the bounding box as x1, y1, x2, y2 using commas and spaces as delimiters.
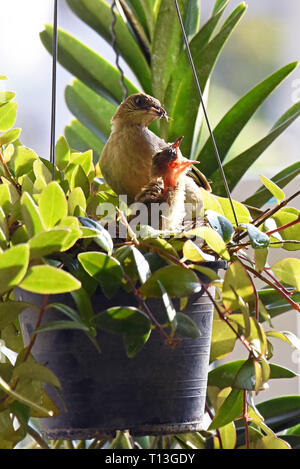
110, 0, 128, 102
174, 0, 239, 229
50, 0, 58, 181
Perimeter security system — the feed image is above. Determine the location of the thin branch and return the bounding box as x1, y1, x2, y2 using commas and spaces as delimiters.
205, 402, 223, 449
242, 262, 300, 313
22, 295, 49, 362
27, 425, 50, 449
0, 150, 21, 193
123, 272, 170, 342
266, 215, 300, 236
243, 390, 250, 449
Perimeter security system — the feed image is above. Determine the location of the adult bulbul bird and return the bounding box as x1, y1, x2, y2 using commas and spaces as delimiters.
99, 93, 211, 205
135, 137, 199, 231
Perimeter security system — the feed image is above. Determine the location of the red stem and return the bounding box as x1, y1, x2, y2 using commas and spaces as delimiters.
23, 295, 49, 362
264, 268, 292, 297
266, 216, 300, 236
242, 263, 300, 313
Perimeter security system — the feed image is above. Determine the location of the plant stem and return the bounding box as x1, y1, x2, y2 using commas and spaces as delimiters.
0, 150, 21, 193
27, 425, 50, 449
123, 272, 170, 342
205, 402, 223, 449
264, 268, 292, 297
242, 263, 300, 313
266, 215, 300, 236
234, 190, 300, 243
22, 295, 49, 362
243, 390, 250, 449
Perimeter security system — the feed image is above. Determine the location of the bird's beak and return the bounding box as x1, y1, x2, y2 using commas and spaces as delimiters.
175, 158, 199, 174
148, 105, 168, 120
171, 136, 184, 149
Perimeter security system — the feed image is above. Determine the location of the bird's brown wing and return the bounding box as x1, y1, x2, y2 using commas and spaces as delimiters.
187, 165, 212, 192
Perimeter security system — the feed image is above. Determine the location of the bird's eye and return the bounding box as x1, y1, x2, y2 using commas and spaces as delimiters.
135, 96, 143, 106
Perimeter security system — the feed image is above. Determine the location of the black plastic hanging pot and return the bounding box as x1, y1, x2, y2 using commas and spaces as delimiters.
16, 260, 226, 440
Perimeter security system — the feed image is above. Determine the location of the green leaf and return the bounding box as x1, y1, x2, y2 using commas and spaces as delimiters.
139, 265, 201, 298
12, 146, 38, 178
210, 319, 237, 362
33, 159, 52, 184
65, 79, 116, 142
130, 246, 151, 284
28, 229, 74, 259
0, 184, 12, 216
190, 264, 220, 281
258, 287, 300, 320
232, 358, 256, 390
19, 265, 81, 294
256, 396, 300, 433
272, 209, 300, 251
151, 0, 185, 102
256, 435, 291, 450
68, 187, 87, 216
0, 102, 17, 131
266, 330, 300, 350
222, 261, 254, 311
210, 102, 300, 195
244, 161, 300, 208
206, 210, 234, 243
65, 119, 104, 159
215, 196, 251, 225
39, 182, 68, 228
157, 279, 177, 325
208, 360, 297, 389
254, 247, 268, 272
78, 251, 123, 298
0, 301, 31, 329
245, 223, 270, 249
167, 3, 246, 155
13, 362, 60, 388
55, 136, 70, 170
0, 376, 54, 418
0, 244, 29, 295
183, 0, 201, 41
91, 306, 151, 336
198, 62, 298, 175
185, 226, 230, 260
209, 388, 244, 430
260, 174, 285, 202
66, 0, 151, 93
182, 240, 207, 262
175, 312, 201, 339
163, 0, 228, 124
35, 320, 89, 333
40, 26, 139, 105
271, 258, 300, 291
69, 164, 90, 198
0, 91, 15, 104
91, 306, 151, 357
0, 128, 21, 146
78, 217, 113, 254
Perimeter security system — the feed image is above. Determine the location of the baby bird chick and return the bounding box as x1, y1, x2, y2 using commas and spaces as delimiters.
99, 92, 211, 205
135, 137, 198, 231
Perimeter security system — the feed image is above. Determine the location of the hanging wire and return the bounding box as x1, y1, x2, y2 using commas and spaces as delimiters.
50, 0, 58, 181
174, 0, 239, 229
110, 0, 128, 102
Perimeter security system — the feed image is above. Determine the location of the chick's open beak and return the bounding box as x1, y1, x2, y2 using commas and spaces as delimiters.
174, 158, 199, 175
